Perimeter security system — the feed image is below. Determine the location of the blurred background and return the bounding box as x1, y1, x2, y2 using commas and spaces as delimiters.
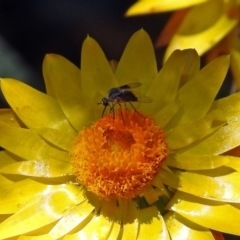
0, 0, 168, 103
0, 1, 237, 239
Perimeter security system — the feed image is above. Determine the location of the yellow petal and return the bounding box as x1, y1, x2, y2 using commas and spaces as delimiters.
42, 54, 55, 98
158, 168, 179, 189
1, 79, 75, 133
142, 49, 199, 116
117, 199, 138, 224
0, 184, 83, 239
121, 219, 139, 240
175, 171, 240, 202
0, 174, 13, 186
140, 49, 180, 114
37, 127, 77, 151
178, 55, 229, 123
225, 156, 240, 172
115, 29, 157, 94
0, 159, 72, 177
18, 235, 54, 240
179, 1, 225, 35
49, 201, 95, 239
0, 121, 69, 162
210, 91, 240, 124
154, 101, 180, 128
190, 166, 233, 177
27, 222, 60, 236
165, 11, 237, 61
64, 213, 112, 240
141, 185, 160, 205
0, 150, 21, 168
81, 36, 119, 122
82, 37, 117, 94
184, 122, 240, 155
43, 54, 89, 131
138, 206, 170, 240
126, 0, 206, 16
168, 191, 240, 235
166, 154, 230, 170
230, 47, 240, 90
167, 110, 225, 149
151, 175, 170, 198
0, 179, 47, 214
0, 109, 22, 127
177, 49, 200, 86
164, 211, 216, 240
63, 215, 114, 240
105, 221, 122, 240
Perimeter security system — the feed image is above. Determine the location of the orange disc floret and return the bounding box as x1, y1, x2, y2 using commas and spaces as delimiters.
70, 109, 168, 199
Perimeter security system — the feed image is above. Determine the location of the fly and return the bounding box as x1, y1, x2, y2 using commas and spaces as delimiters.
97, 82, 152, 118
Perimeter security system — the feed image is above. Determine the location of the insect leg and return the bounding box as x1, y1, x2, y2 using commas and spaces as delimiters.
128, 102, 146, 119
117, 102, 125, 125
124, 102, 129, 110
110, 102, 117, 121
101, 105, 107, 118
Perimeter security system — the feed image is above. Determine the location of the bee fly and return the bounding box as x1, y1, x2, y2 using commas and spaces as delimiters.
97, 82, 152, 119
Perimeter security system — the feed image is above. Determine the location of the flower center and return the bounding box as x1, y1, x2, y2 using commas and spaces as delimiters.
70, 109, 168, 199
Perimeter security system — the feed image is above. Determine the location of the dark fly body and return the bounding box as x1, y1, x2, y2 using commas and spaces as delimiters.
98, 82, 152, 118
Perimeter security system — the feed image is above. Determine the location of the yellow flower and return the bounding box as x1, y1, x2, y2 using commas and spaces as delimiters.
126, 0, 240, 90
0, 29, 240, 239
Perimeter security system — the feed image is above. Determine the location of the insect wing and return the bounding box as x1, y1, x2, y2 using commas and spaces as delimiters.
117, 90, 138, 102
125, 90, 153, 103
119, 82, 142, 90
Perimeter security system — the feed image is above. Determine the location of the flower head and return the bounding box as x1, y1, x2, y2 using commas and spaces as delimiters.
0, 29, 240, 239
71, 109, 168, 199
